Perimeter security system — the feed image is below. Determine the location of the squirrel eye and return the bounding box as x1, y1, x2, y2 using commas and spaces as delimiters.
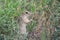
25, 11, 28, 14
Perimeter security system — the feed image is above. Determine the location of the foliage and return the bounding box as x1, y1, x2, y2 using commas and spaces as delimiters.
0, 0, 60, 40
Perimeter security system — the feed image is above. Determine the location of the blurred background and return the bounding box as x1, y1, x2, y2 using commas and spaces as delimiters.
0, 0, 60, 40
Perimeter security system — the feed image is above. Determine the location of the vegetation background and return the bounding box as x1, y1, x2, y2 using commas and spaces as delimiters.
0, 0, 60, 40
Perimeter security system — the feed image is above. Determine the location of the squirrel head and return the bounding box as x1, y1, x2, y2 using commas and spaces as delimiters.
18, 11, 32, 24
